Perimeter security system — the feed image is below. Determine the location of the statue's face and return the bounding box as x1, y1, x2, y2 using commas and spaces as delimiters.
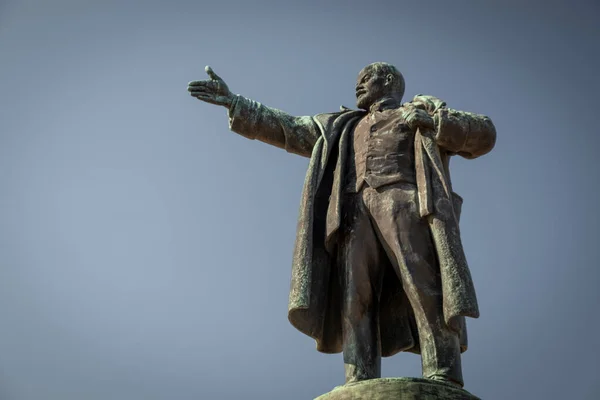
355, 66, 391, 110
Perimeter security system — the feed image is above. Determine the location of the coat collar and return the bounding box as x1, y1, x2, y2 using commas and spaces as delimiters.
339, 97, 401, 114
369, 97, 402, 113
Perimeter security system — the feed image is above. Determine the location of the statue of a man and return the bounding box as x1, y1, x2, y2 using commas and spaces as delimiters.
188, 62, 496, 388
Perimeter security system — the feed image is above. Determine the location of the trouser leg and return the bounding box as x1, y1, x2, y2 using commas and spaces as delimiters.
364, 183, 464, 387
338, 191, 385, 383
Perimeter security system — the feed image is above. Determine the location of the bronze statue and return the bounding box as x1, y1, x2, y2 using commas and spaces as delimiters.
188, 62, 496, 396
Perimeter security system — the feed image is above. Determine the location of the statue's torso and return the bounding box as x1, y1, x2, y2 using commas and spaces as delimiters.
345, 105, 416, 193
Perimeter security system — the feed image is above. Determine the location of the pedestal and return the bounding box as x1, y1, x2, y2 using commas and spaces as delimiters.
315, 377, 481, 400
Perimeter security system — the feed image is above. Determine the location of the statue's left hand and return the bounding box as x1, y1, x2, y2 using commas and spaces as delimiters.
402, 107, 435, 131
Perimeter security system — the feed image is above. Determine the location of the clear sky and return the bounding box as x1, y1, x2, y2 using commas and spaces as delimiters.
0, 0, 599, 399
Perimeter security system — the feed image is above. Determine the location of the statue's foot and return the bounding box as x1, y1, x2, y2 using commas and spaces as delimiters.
427, 374, 463, 388
344, 363, 379, 384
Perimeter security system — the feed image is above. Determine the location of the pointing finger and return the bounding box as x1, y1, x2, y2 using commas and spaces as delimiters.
188, 80, 212, 87
192, 93, 217, 103
187, 84, 211, 92
189, 91, 212, 97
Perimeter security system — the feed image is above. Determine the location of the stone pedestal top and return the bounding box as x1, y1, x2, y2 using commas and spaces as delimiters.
315, 377, 481, 400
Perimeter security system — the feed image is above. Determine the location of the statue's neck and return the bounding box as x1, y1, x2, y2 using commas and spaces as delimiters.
369, 95, 402, 113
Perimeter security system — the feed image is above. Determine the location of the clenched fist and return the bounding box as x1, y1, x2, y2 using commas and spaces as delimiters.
188, 66, 234, 108
401, 106, 436, 131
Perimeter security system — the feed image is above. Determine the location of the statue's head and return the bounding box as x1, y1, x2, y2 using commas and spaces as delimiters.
355, 62, 405, 110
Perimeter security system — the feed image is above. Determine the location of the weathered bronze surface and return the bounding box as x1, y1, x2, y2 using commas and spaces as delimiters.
315, 378, 481, 400
188, 63, 496, 393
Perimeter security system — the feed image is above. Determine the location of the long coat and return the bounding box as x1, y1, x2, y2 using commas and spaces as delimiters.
228, 94, 496, 356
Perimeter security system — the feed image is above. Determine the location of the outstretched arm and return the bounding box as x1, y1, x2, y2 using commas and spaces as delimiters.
188, 66, 320, 158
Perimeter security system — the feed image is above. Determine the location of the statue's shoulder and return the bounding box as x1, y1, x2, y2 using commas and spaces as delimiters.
313, 106, 362, 129
408, 94, 447, 114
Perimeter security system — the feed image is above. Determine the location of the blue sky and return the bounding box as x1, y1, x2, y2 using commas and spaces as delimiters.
0, 1, 598, 399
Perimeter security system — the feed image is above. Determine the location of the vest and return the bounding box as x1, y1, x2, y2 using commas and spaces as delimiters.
346, 104, 416, 192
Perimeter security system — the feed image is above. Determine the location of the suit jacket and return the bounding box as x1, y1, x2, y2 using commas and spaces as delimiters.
227, 94, 496, 356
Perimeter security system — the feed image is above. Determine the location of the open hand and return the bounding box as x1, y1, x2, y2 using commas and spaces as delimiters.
188, 66, 234, 107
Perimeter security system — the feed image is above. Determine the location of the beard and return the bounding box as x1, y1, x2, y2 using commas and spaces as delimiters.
356, 92, 376, 110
